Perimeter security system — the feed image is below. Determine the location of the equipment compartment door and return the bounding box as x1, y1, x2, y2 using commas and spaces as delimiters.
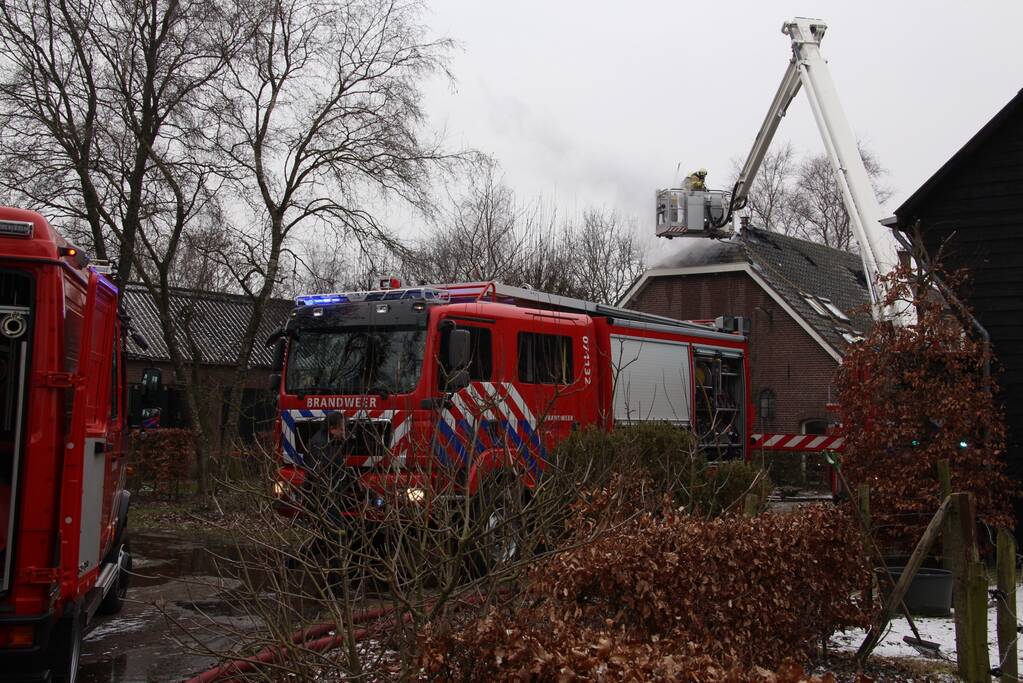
61, 273, 117, 582
0, 270, 32, 594
610, 335, 692, 425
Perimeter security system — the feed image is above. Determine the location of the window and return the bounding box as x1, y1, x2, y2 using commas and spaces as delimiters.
438, 325, 493, 388
800, 293, 829, 317
63, 276, 84, 374
801, 293, 851, 322
801, 419, 829, 436
517, 332, 573, 385
818, 297, 850, 322
838, 327, 863, 343
757, 389, 776, 421
286, 326, 427, 395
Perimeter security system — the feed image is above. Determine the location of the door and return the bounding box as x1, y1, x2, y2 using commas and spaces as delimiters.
509, 320, 594, 473
60, 273, 117, 584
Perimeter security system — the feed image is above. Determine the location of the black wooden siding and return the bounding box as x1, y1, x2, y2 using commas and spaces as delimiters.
896, 98, 1023, 493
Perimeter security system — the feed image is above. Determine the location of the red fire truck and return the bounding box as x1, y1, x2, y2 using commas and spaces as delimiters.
270, 280, 764, 510
0, 208, 132, 682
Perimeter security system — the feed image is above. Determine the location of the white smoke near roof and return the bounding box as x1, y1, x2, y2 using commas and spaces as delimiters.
652, 236, 742, 269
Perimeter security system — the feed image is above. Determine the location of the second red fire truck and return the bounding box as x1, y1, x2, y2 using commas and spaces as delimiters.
270, 280, 760, 509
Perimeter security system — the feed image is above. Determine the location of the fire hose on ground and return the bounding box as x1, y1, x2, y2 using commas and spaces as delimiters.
181, 591, 505, 683
181, 604, 403, 683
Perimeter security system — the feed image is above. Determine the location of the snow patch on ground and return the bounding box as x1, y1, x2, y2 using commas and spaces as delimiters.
830, 585, 1022, 671
85, 611, 153, 641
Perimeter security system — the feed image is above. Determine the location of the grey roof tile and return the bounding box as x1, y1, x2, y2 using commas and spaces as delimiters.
122, 284, 293, 368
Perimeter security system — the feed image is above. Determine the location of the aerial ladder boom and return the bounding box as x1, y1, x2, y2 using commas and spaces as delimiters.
730, 18, 906, 324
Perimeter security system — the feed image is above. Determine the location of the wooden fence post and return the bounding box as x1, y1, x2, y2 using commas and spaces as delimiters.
744, 493, 760, 517
997, 528, 1017, 681
937, 460, 953, 572
950, 492, 988, 682
858, 484, 872, 605
967, 561, 990, 682
858, 484, 871, 530
855, 496, 951, 662
949, 491, 968, 677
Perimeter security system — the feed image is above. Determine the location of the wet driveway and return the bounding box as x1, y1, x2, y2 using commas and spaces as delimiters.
80, 530, 254, 683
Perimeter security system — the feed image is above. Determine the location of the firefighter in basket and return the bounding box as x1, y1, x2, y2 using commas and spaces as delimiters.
683, 168, 708, 192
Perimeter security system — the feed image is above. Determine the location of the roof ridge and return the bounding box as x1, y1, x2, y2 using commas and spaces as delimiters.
746, 226, 857, 255
125, 281, 293, 306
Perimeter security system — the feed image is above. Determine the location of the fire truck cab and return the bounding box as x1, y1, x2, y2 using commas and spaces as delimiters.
271, 281, 751, 508
0, 208, 131, 683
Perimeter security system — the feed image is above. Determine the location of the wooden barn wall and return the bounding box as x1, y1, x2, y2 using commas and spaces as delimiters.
897, 111, 1023, 492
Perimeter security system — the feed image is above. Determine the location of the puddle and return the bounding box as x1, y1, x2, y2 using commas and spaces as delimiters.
125, 530, 248, 588
79, 530, 256, 683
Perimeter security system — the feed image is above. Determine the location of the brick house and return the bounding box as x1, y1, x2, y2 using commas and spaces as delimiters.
122, 284, 293, 440
619, 225, 872, 439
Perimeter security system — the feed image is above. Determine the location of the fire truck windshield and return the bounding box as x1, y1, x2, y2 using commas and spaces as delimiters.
285, 325, 426, 396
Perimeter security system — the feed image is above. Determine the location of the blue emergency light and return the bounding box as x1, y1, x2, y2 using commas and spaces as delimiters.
295, 287, 450, 307
295, 294, 349, 306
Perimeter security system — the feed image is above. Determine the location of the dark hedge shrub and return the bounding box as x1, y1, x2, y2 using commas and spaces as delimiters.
544, 423, 770, 516
421, 506, 870, 681
127, 428, 195, 498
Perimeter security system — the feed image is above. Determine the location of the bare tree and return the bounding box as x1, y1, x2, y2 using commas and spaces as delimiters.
730, 142, 799, 233
567, 209, 646, 305
511, 204, 581, 298
0, 0, 243, 281
402, 157, 525, 285
0, 0, 249, 493
789, 146, 892, 251
205, 0, 454, 449
730, 141, 892, 251
285, 238, 400, 297
401, 158, 646, 304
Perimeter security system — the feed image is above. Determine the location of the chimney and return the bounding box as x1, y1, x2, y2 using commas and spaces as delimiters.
739, 215, 750, 239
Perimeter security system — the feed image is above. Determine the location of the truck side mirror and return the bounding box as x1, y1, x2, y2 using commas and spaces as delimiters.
268, 372, 282, 391
271, 338, 286, 372
265, 327, 285, 348
448, 328, 470, 371
131, 331, 149, 352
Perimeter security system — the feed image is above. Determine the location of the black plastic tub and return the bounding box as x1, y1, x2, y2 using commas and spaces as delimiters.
876, 566, 953, 617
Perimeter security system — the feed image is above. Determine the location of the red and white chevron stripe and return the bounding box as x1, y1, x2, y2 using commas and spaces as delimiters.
750, 433, 845, 452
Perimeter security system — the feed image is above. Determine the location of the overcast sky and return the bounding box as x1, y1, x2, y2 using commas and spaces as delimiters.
417, 0, 1023, 230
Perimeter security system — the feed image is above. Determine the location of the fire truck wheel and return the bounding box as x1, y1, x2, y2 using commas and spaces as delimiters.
467, 477, 527, 576
49, 603, 84, 683
97, 542, 131, 615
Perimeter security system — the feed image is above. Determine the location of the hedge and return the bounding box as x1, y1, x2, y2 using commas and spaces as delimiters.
422, 506, 870, 680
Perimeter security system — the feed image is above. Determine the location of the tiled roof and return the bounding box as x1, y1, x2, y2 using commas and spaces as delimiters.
122, 283, 294, 368
648, 227, 874, 354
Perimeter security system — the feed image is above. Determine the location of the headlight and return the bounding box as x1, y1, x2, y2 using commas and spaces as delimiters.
404, 487, 426, 503
273, 479, 288, 497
